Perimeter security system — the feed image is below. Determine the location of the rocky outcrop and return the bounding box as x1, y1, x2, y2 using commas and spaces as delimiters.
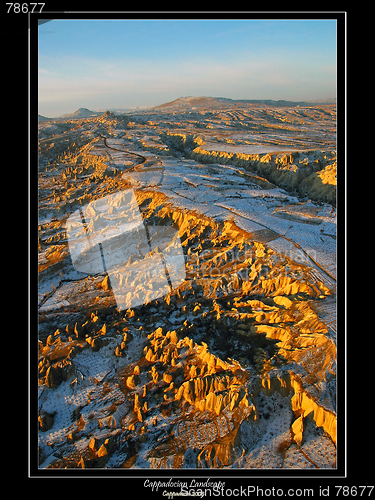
299, 161, 337, 204
137, 328, 255, 468
38, 411, 56, 432
190, 146, 337, 204
38, 315, 116, 388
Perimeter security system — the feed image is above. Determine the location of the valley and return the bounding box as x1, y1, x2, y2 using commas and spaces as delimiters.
37, 97, 337, 469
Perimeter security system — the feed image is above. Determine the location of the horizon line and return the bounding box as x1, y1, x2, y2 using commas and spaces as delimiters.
39, 95, 337, 119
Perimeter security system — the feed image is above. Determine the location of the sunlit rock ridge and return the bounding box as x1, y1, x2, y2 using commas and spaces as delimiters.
38, 96, 337, 469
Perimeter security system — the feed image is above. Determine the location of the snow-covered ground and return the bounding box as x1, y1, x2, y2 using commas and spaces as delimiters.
37, 103, 337, 470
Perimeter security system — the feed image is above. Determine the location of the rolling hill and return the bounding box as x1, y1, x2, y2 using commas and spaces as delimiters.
153, 96, 336, 111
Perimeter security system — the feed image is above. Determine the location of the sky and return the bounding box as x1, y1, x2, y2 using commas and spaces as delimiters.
38, 19, 337, 117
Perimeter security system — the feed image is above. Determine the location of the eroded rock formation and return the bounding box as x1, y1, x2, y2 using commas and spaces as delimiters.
38, 102, 337, 469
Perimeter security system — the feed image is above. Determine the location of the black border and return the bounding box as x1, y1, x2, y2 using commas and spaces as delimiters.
29, 10, 347, 485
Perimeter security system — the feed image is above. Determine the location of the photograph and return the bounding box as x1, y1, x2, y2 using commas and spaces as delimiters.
33, 11, 345, 485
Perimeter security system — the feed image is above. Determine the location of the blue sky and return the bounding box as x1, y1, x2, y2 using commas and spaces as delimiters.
38, 19, 337, 117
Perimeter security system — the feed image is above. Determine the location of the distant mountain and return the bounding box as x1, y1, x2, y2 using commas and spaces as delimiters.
306, 98, 336, 104
38, 114, 50, 121
238, 98, 336, 107
154, 96, 234, 110
235, 98, 336, 107
62, 108, 101, 119
153, 96, 336, 110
